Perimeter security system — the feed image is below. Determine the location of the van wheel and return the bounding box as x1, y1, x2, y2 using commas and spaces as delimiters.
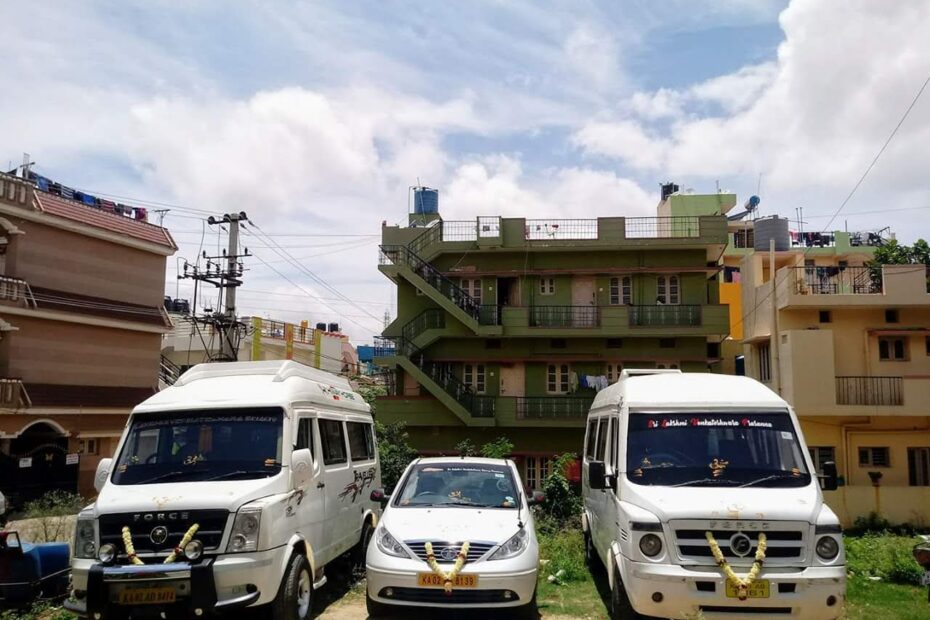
353, 519, 374, 574
272, 553, 313, 620
610, 564, 640, 620
366, 593, 392, 618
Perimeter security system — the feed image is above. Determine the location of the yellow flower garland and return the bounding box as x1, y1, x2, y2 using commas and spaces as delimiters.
120, 523, 200, 565
424, 541, 470, 594
705, 531, 767, 601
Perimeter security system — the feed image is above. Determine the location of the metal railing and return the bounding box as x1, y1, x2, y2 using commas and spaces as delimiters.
836, 376, 903, 406
629, 305, 702, 326
380, 245, 481, 320
373, 336, 397, 358
406, 222, 443, 256
159, 355, 182, 388
0, 378, 31, 409
525, 219, 598, 240
625, 217, 701, 239
516, 396, 593, 419
0, 276, 36, 307
256, 318, 314, 344
477, 216, 501, 238
401, 308, 445, 341
794, 267, 882, 295
530, 305, 600, 328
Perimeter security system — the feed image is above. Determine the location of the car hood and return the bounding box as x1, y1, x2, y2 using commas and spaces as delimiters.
622, 483, 824, 523
382, 506, 527, 544
94, 476, 287, 516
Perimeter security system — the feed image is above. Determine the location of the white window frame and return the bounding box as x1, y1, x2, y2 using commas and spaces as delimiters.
525, 456, 552, 491
606, 362, 623, 383
539, 277, 555, 296
463, 363, 486, 394
461, 278, 482, 304
878, 337, 908, 361
546, 363, 569, 394
656, 274, 680, 305
808, 446, 836, 475
609, 276, 632, 305
78, 438, 99, 455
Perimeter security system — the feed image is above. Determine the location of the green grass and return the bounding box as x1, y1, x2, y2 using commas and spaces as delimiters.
846, 576, 929, 620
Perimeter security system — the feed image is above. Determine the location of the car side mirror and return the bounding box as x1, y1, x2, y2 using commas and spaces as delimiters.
291, 449, 313, 489
588, 460, 607, 490
370, 489, 390, 506
527, 491, 546, 506
94, 458, 112, 493
819, 461, 838, 492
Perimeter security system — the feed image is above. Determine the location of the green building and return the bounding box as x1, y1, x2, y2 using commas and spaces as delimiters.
374, 191, 731, 487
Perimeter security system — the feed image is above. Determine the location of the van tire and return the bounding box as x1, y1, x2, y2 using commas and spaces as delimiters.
353, 519, 374, 574
366, 593, 392, 618
610, 564, 640, 620
272, 553, 313, 620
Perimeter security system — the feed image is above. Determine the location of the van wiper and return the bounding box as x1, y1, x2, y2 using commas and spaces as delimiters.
136, 469, 200, 485
740, 473, 804, 488
672, 477, 742, 488
206, 470, 277, 481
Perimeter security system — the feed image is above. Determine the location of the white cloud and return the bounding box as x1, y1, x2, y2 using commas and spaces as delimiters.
562, 24, 623, 92
572, 121, 667, 170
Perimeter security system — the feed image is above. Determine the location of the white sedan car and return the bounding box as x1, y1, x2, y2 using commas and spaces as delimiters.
366, 457, 543, 617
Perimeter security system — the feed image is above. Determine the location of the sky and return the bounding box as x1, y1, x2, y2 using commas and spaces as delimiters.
3, 0, 930, 344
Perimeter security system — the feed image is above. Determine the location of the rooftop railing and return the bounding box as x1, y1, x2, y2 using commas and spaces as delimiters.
525, 219, 598, 240
625, 216, 701, 239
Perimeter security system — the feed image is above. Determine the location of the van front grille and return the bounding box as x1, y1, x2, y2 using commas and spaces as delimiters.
670, 520, 807, 566
99, 510, 229, 560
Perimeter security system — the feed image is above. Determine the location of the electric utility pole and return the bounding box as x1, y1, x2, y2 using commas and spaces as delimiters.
178, 211, 251, 361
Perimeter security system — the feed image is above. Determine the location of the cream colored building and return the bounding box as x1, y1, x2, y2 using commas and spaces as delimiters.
742, 247, 930, 526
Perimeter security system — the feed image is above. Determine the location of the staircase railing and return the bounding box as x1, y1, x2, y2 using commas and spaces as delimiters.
159, 355, 182, 387
401, 308, 446, 341
380, 245, 481, 320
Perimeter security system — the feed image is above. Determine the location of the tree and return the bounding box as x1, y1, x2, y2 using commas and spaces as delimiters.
868, 239, 930, 289
375, 421, 418, 492
356, 383, 387, 415
480, 436, 514, 459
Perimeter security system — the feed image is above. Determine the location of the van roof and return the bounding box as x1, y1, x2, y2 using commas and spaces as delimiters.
591, 372, 787, 411
135, 360, 371, 414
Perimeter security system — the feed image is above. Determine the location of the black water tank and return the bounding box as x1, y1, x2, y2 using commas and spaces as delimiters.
328, 322, 340, 333
316, 322, 326, 331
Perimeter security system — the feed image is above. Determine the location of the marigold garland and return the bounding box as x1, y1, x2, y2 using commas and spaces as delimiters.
705, 531, 767, 601
121, 526, 144, 565
120, 523, 200, 565
424, 541, 470, 594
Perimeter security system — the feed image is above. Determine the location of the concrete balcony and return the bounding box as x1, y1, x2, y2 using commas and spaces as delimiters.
374, 393, 593, 428
779, 264, 930, 309
500, 304, 729, 338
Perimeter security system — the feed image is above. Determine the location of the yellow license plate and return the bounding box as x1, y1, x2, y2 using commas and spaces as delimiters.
118, 587, 177, 605
416, 573, 478, 588
725, 580, 770, 599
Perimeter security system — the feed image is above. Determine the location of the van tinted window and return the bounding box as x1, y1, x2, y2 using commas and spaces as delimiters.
596, 418, 609, 460
296, 418, 314, 459
319, 419, 347, 465
347, 422, 375, 461
585, 420, 597, 458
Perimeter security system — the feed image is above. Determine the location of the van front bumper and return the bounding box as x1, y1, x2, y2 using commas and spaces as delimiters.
68, 548, 287, 618
619, 556, 846, 620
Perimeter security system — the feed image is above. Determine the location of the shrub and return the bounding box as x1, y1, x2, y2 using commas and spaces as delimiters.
374, 421, 418, 492
845, 533, 926, 585
20, 490, 85, 543
479, 436, 513, 459
539, 453, 582, 525
848, 511, 920, 536
454, 439, 477, 457
537, 528, 587, 583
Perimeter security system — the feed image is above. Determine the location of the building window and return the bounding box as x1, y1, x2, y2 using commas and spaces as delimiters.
757, 342, 772, 383
885, 309, 899, 324
463, 364, 486, 394
609, 276, 632, 305
606, 363, 623, 383
859, 447, 890, 467
808, 446, 836, 476
547, 364, 569, 394
78, 439, 99, 455
656, 275, 680, 305
606, 338, 623, 349
539, 277, 555, 295
878, 337, 908, 361
908, 448, 930, 486
461, 278, 482, 304
524, 456, 552, 491
819, 310, 831, 323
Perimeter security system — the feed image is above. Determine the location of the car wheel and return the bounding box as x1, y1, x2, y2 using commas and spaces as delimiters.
272, 553, 313, 620
353, 519, 375, 574
366, 593, 393, 618
610, 563, 640, 620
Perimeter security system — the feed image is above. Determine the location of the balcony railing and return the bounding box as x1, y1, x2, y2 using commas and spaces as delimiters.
629, 305, 702, 326
516, 396, 593, 419
794, 266, 881, 295
0, 378, 31, 409
836, 376, 903, 406
256, 318, 314, 344
402, 308, 445, 341
530, 305, 600, 328
0, 276, 37, 307
625, 217, 701, 239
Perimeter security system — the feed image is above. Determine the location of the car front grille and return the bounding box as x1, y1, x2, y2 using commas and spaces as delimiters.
404, 540, 497, 563
671, 520, 808, 566
99, 510, 229, 560
380, 587, 519, 604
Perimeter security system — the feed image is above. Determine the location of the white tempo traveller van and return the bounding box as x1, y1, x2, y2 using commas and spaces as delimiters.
66, 361, 381, 620
582, 370, 845, 620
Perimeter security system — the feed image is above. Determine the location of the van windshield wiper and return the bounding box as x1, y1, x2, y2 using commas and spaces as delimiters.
206, 469, 278, 481
740, 473, 805, 488
136, 469, 201, 485
672, 477, 742, 488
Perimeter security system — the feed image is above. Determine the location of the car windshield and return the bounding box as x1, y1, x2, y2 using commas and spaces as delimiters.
394, 462, 519, 509
626, 412, 811, 488
111, 408, 284, 485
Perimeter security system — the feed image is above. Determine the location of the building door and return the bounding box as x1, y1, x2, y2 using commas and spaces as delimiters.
499, 364, 525, 397
571, 276, 596, 327
3, 422, 77, 507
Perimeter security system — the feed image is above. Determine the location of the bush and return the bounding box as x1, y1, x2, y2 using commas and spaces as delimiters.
845, 533, 926, 585
479, 436, 513, 459
19, 490, 85, 543
848, 511, 921, 536
539, 453, 582, 525
375, 421, 418, 492
454, 439, 476, 457
537, 528, 587, 583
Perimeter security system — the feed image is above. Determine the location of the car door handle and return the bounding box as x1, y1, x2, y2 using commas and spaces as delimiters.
316, 482, 325, 489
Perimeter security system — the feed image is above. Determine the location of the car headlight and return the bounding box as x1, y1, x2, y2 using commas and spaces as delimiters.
74, 515, 97, 559
490, 529, 528, 561
816, 536, 840, 560
375, 527, 411, 559
226, 506, 262, 553
639, 533, 663, 557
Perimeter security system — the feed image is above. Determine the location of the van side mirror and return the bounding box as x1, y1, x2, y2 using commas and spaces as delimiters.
94, 458, 113, 493
588, 460, 607, 490
291, 449, 313, 489
370, 489, 390, 506
819, 461, 838, 492
527, 491, 546, 506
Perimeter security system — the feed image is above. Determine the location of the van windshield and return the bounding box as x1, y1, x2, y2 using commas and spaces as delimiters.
111, 408, 284, 485
625, 412, 811, 488
394, 462, 520, 509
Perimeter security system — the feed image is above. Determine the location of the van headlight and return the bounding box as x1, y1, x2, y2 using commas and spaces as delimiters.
74, 514, 97, 559
816, 536, 840, 560
226, 506, 262, 553
375, 527, 411, 559
490, 529, 528, 561
639, 534, 663, 557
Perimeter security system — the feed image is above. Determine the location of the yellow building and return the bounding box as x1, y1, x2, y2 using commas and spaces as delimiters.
741, 245, 930, 527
